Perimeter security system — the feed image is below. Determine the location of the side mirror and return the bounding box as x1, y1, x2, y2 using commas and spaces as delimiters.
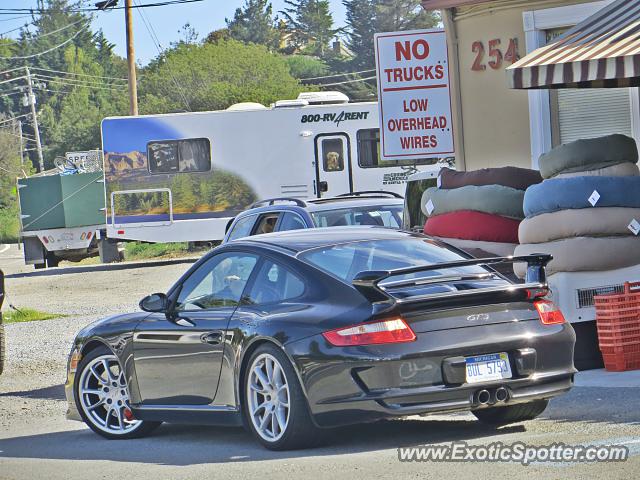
139, 293, 169, 313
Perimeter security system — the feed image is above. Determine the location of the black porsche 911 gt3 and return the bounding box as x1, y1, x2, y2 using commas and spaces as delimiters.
65, 227, 576, 450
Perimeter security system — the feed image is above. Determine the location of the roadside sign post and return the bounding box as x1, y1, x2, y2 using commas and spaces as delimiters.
374, 29, 455, 160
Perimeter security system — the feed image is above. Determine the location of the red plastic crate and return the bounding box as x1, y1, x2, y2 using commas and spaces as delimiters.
599, 341, 640, 355
595, 282, 640, 372
602, 352, 640, 372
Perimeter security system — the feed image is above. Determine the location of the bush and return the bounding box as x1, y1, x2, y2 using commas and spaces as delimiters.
0, 205, 19, 243
123, 241, 192, 260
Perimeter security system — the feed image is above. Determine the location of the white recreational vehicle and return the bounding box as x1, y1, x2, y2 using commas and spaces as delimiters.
101, 92, 445, 243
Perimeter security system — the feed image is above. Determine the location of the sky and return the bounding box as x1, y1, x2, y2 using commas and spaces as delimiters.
2, 0, 347, 65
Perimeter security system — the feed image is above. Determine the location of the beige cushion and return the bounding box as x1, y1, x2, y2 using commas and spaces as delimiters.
554, 162, 639, 179
431, 236, 517, 257
518, 207, 640, 244
514, 236, 640, 278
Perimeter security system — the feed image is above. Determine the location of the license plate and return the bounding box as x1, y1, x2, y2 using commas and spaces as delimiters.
465, 353, 512, 384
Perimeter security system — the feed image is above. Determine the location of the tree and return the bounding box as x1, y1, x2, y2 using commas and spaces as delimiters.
138, 40, 306, 114
226, 0, 279, 49
343, 0, 377, 70
281, 0, 339, 57
284, 55, 329, 79
376, 0, 440, 33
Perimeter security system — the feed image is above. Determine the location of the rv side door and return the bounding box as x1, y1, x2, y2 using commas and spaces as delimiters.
314, 134, 352, 197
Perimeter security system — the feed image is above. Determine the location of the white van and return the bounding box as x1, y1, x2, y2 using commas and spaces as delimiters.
101, 92, 445, 243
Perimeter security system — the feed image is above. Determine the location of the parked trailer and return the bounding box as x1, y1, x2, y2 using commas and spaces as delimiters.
102, 92, 445, 243
17, 171, 117, 268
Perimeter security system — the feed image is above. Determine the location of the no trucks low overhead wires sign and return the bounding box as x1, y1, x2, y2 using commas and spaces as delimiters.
374, 29, 455, 160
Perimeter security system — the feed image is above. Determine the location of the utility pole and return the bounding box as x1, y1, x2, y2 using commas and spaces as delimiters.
25, 67, 44, 172
17, 120, 24, 166
125, 0, 138, 115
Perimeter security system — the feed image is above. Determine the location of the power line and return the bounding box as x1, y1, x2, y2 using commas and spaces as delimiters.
0, 15, 33, 23
31, 67, 127, 82
300, 69, 376, 81
0, 21, 91, 60
33, 75, 125, 91
24, 17, 88, 39
134, 0, 191, 111
0, 0, 205, 15
34, 72, 126, 89
315, 75, 377, 87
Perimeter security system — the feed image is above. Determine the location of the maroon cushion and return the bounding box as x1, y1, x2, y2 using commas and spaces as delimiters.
424, 210, 520, 243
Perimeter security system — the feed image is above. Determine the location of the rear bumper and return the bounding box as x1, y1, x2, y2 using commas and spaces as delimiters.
286, 320, 576, 428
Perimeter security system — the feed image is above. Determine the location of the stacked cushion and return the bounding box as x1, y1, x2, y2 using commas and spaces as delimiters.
515, 134, 640, 278
421, 185, 525, 219
422, 167, 541, 257
555, 162, 639, 179
425, 210, 520, 243
523, 176, 640, 217
514, 237, 640, 277
438, 166, 543, 190
538, 134, 638, 179
519, 207, 640, 244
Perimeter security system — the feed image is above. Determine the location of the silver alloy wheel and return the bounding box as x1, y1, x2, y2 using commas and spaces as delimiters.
247, 353, 291, 442
78, 354, 142, 435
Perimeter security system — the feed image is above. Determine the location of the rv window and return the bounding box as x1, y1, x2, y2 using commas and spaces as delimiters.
321, 138, 344, 172
147, 138, 211, 174
356, 129, 439, 168
179, 138, 210, 172
148, 141, 179, 173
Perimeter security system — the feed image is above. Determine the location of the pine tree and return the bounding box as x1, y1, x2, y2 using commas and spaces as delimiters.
226, 0, 279, 49
343, 0, 377, 69
376, 0, 440, 33
281, 0, 339, 57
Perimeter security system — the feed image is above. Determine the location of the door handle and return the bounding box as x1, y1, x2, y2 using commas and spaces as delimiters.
201, 331, 223, 345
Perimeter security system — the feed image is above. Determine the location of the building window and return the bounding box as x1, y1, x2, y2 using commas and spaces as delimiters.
546, 27, 633, 147
148, 138, 211, 174
551, 88, 633, 147
356, 129, 439, 168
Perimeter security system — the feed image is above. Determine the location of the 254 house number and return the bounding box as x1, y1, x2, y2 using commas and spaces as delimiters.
471, 38, 519, 71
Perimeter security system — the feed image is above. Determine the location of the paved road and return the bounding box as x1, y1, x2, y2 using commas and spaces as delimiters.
1, 246, 639, 480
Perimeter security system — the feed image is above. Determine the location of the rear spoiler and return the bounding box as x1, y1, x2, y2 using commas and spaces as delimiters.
352, 254, 552, 306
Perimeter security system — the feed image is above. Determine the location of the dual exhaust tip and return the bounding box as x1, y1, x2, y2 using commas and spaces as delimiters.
475, 386, 509, 406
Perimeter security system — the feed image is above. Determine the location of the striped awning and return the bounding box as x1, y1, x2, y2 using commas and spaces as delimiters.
507, 0, 640, 89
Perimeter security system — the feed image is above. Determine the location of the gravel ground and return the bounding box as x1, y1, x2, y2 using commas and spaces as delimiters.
1, 243, 640, 480
1, 244, 194, 434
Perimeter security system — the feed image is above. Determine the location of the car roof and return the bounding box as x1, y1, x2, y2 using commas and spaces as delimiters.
232, 226, 422, 254
305, 197, 404, 212
234, 196, 404, 219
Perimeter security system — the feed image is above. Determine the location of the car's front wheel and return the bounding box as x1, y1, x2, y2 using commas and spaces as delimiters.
74, 346, 160, 439
243, 344, 320, 450
472, 399, 549, 426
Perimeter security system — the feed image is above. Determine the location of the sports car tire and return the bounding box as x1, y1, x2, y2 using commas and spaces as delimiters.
472, 399, 549, 426
74, 346, 160, 440
243, 343, 320, 450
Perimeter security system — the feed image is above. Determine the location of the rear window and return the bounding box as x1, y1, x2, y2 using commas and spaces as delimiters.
311, 205, 402, 228
300, 238, 499, 296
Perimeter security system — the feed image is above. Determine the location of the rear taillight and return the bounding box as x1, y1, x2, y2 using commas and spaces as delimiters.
322, 318, 416, 346
534, 299, 566, 325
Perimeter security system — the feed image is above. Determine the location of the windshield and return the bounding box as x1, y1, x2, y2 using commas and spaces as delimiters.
301, 238, 489, 283
311, 205, 402, 228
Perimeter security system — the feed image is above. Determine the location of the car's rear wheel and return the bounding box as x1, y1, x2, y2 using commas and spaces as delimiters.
74, 346, 160, 439
244, 344, 320, 450
472, 399, 549, 426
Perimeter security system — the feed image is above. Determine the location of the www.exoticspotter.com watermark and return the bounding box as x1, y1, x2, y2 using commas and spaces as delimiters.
398, 442, 629, 465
